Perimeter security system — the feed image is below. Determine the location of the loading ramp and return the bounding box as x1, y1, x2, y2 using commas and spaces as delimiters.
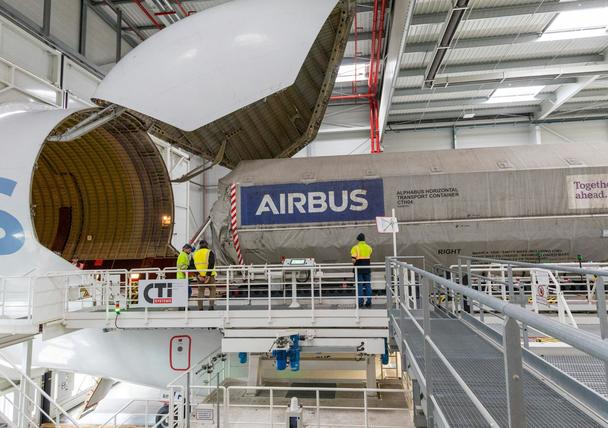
388, 257, 608, 428
393, 309, 603, 427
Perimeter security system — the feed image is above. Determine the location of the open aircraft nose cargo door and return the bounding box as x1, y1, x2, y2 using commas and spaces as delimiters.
93, 0, 355, 168
0, 105, 175, 276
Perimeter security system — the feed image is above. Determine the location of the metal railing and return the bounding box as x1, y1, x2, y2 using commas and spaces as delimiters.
0, 259, 421, 332
99, 345, 409, 427
0, 258, 425, 317
455, 256, 608, 351
98, 399, 169, 428
99, 347, 226, 428
0, 352, 80, 428
165, 384, 407, 428
387, 257, 608, 427
447, 260, 608, 310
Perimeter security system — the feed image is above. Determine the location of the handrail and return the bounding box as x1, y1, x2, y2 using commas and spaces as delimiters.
0, 351, 81, 427
98, 398, 168, 428
459, 255, 608, 278
388, 258, 608, 363
394, 298, 500, 427
167, 346, 222, 387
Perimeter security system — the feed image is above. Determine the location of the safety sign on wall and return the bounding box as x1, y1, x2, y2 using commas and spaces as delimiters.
137, 280, 188, 308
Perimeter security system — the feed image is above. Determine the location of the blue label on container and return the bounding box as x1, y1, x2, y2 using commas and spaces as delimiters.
240, 179, 385, 226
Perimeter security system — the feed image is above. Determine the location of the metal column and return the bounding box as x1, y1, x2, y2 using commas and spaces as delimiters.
595, 276, 608, 393
422, 277, 434, 427
503, 317, 526, 428
42, 0, 52, 36
18, 340, 33, 428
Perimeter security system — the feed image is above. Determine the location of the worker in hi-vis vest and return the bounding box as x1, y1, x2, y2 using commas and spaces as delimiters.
351, 233, 373, 308
176, 244, 193, 280
193, 240, 217, 310
176, 244, 194, 301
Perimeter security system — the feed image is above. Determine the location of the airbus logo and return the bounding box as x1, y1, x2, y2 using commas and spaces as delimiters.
241, 179, 385, 226
256, 190, 369, 216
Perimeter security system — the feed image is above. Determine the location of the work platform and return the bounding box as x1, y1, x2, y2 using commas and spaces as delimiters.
0, 262, 394, 355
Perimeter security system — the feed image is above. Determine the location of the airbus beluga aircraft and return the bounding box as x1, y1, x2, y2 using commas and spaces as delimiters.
0, 0, 354, 387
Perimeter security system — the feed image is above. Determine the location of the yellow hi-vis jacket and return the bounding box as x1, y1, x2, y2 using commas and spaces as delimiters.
193, 248, 217, 277
351, 241, 373, 264
176, 251, 190, 279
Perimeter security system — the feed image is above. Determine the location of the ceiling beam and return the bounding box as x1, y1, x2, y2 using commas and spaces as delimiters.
427, 56, 608, 87
388, 116, 532, 131
388, 114, 608, 131
552, 101, 608, 114
0, 0, 105, 77
411, 0, 608, 26
399, 54, 604, 78
392, 78, 580, 97
391, 95, 552, 113
100, 0, 377, 10
91, 0, 146, 42
405, 32, 542, 53
84, 0, 138, 47
536, 76, 601, 120
572, 88, 608, 99
392, 86, 608, 102
377, 0, 416, 140
388, 106, 538, 120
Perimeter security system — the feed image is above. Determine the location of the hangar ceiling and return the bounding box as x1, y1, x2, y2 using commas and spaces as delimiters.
1, 0, 608, 152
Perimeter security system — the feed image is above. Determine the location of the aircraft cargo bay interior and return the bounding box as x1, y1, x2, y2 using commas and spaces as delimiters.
0, 1, 608, 427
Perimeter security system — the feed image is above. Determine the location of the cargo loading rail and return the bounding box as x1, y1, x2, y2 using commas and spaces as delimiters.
387, 257, 608, 427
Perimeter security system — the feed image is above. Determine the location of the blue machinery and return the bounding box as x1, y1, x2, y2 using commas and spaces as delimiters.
271, 334, 302, 371
381, 338, 389, 365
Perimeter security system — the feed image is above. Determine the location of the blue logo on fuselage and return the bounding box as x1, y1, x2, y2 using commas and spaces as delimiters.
0, 178, 25, 255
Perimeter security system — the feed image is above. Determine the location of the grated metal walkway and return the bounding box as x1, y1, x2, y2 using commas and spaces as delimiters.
392, 309, 604, 427
543, 355, 608, 398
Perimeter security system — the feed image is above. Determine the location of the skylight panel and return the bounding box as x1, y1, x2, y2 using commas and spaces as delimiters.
538, 7, 608, 41
486, 86, 544, 104
336, 63, 368, 83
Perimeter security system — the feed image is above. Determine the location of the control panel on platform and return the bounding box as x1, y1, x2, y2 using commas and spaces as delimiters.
282, 258, 315, 267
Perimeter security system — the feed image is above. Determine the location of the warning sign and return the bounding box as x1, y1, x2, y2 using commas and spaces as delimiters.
534, 270, 550, 305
